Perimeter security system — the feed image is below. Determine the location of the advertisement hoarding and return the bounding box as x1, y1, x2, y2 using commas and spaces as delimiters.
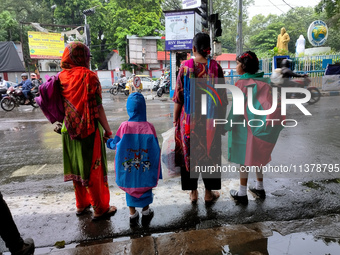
128, 37, 159, 64
165, 11, 196, 51
28, 31, 65, 59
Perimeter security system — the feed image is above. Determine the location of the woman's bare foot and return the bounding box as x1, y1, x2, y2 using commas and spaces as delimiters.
93, 206, 117, 218
76, 204, 91, 216
190, 190, 198, 203
204, 190, 220, 203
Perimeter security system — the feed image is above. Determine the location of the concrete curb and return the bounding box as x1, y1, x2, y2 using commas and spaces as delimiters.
321, 91, 340, 96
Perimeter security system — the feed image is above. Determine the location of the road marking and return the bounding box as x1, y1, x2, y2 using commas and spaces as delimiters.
35, 164, 47, 174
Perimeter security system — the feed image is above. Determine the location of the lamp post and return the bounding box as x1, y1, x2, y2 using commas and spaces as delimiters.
51, 5, 56, 24
82, 7, 96, 47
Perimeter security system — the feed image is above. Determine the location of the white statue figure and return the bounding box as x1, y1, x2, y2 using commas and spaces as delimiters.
295, 35, 306, 56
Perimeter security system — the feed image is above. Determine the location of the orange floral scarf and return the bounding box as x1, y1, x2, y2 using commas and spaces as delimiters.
59, 42, 101, 140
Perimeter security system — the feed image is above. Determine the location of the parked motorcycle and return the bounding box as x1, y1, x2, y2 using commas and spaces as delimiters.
110, 82, 126, 95
0, 86, 39, 111
152, 79, 161, 91
157, 78, 170, 97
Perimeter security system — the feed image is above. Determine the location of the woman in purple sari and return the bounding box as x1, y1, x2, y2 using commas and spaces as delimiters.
173, 33, 228, 204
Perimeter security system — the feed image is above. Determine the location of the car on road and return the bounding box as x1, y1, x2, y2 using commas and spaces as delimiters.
134, 75, 155, 90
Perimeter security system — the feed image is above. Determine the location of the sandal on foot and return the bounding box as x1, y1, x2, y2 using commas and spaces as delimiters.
205, 191, 220, 205
76, 204, 91, 216
189, 191, 198, 204
92, 206, 117, 221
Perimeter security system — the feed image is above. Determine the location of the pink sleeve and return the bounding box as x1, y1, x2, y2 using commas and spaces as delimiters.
115, 121, 128, 138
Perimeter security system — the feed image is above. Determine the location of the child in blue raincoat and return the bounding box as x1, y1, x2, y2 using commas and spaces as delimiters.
106, 93, 161, 226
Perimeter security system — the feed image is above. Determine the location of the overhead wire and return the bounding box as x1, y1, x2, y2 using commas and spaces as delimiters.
267, 0, 286, 13
282, 0, 294, 9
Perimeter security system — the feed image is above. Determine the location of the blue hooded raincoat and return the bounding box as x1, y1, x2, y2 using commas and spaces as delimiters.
107, 93, 161, 207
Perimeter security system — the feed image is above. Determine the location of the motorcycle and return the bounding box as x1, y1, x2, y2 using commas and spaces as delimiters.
0, 86, 39, 111
292, 77, 321, 105
152, 79, 161, 91
157, 78, 170, 97
110, 82, 126, 95
271, 72, 321, 105
0, 87, 7, 99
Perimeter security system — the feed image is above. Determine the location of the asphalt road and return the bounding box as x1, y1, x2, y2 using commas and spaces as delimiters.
0, 93, 339, 252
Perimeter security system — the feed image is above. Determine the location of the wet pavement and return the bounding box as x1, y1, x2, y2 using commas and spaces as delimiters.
11, 214, 338, 255
0, 92, 339, 254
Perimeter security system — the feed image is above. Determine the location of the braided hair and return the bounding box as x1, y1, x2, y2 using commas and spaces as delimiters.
236, 51, 259, 74
192, 32, 211, 58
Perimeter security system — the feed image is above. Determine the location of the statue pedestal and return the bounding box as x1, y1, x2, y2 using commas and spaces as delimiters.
304, 47, 331, 56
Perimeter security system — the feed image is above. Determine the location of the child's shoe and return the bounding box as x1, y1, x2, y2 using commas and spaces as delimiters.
249, 187, 266, 199
129, 211, 139, 227
141, 208, 154, 227
230, 190, 248, 205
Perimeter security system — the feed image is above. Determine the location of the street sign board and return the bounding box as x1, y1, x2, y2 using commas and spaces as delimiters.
182, 0, 201, 9
133, 76, 141, 88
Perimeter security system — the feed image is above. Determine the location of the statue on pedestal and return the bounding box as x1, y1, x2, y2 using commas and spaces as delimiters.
295, 35, 306, 56
277, 27, 290, 52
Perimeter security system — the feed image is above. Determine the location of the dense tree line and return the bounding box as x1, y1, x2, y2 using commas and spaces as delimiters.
0, 0, 338, 70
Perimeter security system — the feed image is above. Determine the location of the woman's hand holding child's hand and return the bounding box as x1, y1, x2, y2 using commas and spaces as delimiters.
104, 131, 113, 142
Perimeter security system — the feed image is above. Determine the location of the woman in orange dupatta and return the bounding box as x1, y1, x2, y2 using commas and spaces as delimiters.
60, 42, 117, 221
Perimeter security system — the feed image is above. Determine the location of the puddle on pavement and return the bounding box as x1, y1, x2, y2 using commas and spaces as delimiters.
302, 178, 340, 191
222, 231, 340, 255
3, 231, 339, 254
321, 178, 340, 184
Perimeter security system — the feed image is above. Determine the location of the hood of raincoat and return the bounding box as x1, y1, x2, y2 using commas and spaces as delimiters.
127, 92, 147, 122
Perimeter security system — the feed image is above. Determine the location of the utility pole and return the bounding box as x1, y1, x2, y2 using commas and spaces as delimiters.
209, 0, 214, 56
236, 0, 243, 56
83, 6, 99, 70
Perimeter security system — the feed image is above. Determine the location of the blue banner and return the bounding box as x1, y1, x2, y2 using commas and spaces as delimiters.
166, 39, 193, 51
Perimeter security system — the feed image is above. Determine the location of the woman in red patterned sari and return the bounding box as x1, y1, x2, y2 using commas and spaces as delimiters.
60, 42, 117, 221
173, 33, 228, 204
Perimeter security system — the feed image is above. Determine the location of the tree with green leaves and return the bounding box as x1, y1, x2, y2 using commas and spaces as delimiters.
315, 0, 340, 51
0, 0, 57, 69
0, 11, 18, 41
212, 0, 253, 53
104, 0, 164, 70
315, 0, 340, 26
244, 7, 328, 56
248, 21, 285, 53
42, 0, 108, 69
161, 0, 182, 11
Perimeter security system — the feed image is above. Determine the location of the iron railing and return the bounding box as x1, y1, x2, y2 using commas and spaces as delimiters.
225, 70, 324, 88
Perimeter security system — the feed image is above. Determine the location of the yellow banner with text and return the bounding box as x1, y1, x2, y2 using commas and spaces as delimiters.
28, 31, 65, 59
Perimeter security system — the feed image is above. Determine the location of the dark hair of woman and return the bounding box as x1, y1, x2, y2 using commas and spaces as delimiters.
236, 51, 259, 74
192, 32, 211, 58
